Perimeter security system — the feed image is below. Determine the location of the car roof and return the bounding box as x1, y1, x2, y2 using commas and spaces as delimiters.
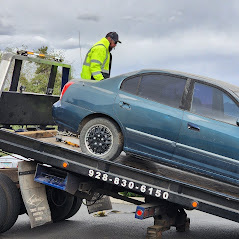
123, 69, 239, 95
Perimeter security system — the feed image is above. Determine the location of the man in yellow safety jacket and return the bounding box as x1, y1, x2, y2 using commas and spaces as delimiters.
81, 32, 121, 81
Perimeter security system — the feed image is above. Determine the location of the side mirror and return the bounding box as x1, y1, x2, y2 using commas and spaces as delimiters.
236, 119, 239, 126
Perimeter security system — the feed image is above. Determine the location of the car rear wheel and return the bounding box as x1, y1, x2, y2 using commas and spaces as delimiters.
80, 117, 123, 161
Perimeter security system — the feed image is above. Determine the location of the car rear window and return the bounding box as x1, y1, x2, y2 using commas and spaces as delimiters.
120, 76, 141, 95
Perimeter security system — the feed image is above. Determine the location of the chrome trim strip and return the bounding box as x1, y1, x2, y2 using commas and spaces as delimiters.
126, 127, 173, 144
177, 143, 239, 165
126, 128, 239, 165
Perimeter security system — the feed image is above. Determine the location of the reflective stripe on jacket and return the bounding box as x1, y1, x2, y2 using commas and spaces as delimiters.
81, 37, 110, 81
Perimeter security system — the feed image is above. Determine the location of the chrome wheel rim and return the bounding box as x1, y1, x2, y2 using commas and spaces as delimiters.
85, 124, 113, 156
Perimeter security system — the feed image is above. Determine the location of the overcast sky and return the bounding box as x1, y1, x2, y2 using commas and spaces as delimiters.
0, 0, 239, 85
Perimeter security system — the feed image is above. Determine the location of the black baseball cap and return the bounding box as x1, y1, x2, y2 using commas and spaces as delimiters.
106, 32, 121, 43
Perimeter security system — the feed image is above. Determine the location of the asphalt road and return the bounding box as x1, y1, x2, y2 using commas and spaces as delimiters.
1, 203, 239, 239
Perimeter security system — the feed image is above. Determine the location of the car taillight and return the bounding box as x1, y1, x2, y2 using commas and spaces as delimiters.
60, 82, 75, 100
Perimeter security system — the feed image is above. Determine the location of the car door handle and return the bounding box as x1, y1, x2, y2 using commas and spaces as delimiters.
187, 122, 200, 131
119, 101, 131, 110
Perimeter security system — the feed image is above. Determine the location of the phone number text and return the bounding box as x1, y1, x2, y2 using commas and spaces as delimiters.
88, 169, 169, 200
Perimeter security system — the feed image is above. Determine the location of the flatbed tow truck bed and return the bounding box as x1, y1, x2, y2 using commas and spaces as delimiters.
38, 132, 239, 201
14, 130, 239, 201
0, 129, 238, 234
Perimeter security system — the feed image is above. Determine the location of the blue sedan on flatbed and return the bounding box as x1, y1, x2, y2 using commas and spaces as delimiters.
53, 69, 239, 185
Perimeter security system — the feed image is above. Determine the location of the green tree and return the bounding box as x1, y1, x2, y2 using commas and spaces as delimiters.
28, 46, 64, 95
1, 46, 67, 95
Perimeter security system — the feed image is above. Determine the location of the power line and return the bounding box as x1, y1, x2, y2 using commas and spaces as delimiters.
79, 31, 83, 67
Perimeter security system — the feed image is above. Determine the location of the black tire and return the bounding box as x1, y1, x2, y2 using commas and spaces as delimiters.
176, 218, 190, 232
64, 196, 82, 220
0, 184, 8, 233
0, 173, 21, 233
80, 117, 123, 161
19, 192, 27, 215
46, 187, 74, 222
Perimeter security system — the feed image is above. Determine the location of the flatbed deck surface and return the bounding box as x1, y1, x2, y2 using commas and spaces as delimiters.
38, 134, 239, 200
1, 129, 238, 223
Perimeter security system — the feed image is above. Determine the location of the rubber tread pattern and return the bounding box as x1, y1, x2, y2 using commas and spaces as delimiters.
0, 173, 21, 233
0, 183, 8, 233
64, 196, 82, 220
46, 187, 74, 222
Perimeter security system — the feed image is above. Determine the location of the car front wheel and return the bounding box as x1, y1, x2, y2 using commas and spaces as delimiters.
79, 117, 123, 161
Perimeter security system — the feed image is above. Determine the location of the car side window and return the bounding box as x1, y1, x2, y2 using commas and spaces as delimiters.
138, 74, 186, 108
191, 83, 213, 116
191, 82, 239, 124
120, 76, 141, 95
223, 94, 239, 119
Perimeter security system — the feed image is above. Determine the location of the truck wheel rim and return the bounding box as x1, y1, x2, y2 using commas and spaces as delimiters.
85, 124, 113, 156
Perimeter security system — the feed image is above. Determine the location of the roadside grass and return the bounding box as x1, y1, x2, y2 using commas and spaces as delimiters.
0, 151, 7, 157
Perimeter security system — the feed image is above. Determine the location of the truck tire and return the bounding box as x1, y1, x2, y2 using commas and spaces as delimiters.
19, 192, 27, 215
0, 184, 8, 233
176, 218, 190, 232
0, 173, 21, 233
80, 117, 123, 161
64, 196, 82, 220
46, 187, 74, 222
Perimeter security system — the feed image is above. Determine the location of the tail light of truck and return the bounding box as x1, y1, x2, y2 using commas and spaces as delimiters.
60, 82, 75, 100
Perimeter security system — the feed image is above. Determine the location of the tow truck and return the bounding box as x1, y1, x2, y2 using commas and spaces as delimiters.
0, 51, 238, 239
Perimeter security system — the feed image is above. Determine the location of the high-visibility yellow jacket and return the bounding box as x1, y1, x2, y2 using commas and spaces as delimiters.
81, 37, 110, 81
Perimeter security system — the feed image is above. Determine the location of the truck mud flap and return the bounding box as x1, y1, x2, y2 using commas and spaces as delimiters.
18, 161, 52, 228
86, 193, 112, 214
